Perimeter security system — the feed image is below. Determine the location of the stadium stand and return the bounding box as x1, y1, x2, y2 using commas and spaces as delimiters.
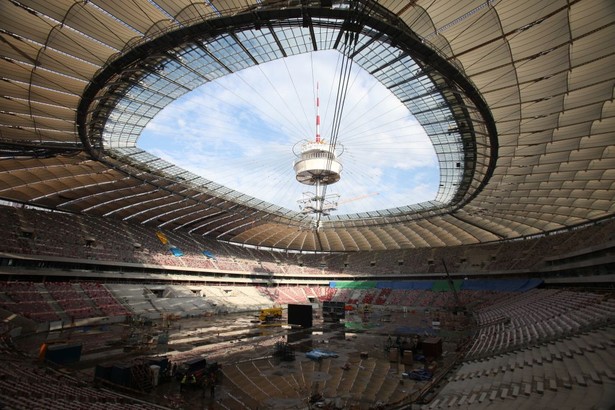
2, 206, 614, 280
1, 229, 614, 409
0, 282, 61, 323
0, 347, 166, 410
1, 0, 614, 408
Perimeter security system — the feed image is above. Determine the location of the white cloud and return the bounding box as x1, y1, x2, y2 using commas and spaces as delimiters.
140, 51, 440, 215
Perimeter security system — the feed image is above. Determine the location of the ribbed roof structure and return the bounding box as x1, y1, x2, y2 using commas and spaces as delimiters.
0, 0, 614, 251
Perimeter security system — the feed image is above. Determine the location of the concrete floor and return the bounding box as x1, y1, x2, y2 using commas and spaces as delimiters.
14, 306, 467, 409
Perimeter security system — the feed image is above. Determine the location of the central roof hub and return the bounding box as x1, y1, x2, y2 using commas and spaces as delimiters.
293, 140, 343, 186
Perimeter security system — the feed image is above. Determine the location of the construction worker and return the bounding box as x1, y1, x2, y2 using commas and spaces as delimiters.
180, 374, 187, 392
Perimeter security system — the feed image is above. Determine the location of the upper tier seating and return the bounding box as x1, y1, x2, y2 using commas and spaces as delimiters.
1, 205, 613, 277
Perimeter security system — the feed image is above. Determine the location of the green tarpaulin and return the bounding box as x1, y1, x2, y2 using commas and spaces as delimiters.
431, 280, 462, 292
330, 281, 377, 289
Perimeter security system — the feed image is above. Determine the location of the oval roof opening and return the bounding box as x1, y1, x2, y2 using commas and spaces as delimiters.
138, 51, 439, 215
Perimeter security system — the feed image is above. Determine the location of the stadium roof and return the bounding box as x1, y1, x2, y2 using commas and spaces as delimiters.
0, 0, 614, 252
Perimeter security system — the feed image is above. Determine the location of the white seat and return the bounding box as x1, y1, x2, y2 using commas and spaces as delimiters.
536, 380, 544, 394
511, 384, 520, 397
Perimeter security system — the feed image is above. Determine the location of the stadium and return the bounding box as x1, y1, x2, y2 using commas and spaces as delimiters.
0, 0, 614, 409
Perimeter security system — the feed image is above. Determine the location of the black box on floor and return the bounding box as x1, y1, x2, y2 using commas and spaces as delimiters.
45, 343, 82, 365
288, 304, 313, 328
422, 337, 443, 358
94, 363, 113, 381
110, 363, 132, 386
177, 356, 207, 378
322, 301, 345, 322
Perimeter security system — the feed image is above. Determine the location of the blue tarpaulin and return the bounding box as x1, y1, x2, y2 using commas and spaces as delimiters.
403, 369, 432, 381
331, 279, 542, 292
202, 250, 216, 259
305, 350, 339, 360
169, 247, 184, 257
377, 281, 434, 290
460, 279, 543, 292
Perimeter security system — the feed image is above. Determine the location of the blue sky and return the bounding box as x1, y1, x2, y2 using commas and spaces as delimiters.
139, 50, 439, 215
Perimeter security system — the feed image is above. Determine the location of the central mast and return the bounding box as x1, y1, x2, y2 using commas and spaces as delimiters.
293, 82, 343, 218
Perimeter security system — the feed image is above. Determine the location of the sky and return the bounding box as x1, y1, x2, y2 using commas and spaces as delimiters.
139, 50, 439, 216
